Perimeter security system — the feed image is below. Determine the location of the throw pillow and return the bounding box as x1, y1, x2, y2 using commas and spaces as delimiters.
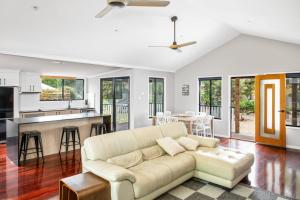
156, 137, 185, 156
177, 137, 199, 151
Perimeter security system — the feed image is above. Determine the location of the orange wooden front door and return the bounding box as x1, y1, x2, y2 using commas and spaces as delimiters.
255, 74, 286, 147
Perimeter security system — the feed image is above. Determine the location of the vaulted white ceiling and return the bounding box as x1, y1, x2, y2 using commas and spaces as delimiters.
0, 0, 299, 72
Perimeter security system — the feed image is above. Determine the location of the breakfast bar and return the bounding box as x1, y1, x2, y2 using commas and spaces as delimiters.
6, 113, 111, 166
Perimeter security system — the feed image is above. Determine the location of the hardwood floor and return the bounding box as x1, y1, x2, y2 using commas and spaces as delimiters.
0, 138, 300, 200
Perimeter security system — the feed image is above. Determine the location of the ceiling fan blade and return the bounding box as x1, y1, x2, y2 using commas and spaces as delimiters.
148, 45, 169, 48
177, 41, 197, 48
127, 0, 170, 7
95, 6, 113, 18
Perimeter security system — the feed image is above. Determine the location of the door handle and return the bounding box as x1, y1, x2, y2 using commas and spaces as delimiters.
278, 110, 285, 113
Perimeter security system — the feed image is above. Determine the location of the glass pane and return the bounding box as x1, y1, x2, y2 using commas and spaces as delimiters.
286, 77, 300, 126
101, 79, 113, 117
211, 80, 222, 118
64, 79, 84, 100
115, 78, 130, 131
155, 78, 164, 114
199, 80, 211, 116
260, 79, 280, 139
149, 78, 155, 117
41, 78, 63, 101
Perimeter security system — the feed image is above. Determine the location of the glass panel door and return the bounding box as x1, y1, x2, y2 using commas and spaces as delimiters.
100, 77, 130, 131
100, 78, 113, 130
255, 74, 286, 147
115, 77, 130, 131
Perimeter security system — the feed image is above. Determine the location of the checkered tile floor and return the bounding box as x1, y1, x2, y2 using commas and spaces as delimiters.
155, 178, 293, 200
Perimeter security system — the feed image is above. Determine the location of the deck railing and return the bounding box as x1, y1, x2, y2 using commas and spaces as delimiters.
199, 105, 221, 119
149, 103, 164, 117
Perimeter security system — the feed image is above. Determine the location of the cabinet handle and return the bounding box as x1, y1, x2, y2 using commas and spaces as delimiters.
30, 85, 31, 91
0, 78, 1, 85
4, 78, 5, 86
33, 85, 35, 91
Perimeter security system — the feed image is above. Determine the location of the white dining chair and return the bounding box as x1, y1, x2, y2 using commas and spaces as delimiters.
156, 112, 164, 117
197, 112, 207, 117
164, 111, 172, 117
203, 115, 214, 137
167, 117, 178, 123
185, 111, 196, 117
156, 116, 167, 126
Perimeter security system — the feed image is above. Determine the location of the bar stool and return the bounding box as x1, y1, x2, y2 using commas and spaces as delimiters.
19, 130, 44, 164
59, 126, 81, 154
90, 123, 107, 137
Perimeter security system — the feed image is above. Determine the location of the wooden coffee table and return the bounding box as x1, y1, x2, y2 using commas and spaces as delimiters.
59, 172, 111, 200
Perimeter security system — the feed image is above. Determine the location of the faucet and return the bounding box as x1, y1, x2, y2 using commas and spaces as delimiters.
68, 99, 72, 109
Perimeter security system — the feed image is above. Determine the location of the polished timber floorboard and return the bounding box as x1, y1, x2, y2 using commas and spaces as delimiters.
0, 138, 300, 200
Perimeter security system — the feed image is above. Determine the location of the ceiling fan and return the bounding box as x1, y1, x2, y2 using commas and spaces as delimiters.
95, 0, 170, 18
149, 16, 197, 52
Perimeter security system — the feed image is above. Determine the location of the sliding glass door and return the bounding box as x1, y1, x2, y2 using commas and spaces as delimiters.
100, 77, 130, 131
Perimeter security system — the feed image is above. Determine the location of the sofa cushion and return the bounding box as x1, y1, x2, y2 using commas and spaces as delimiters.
129, 161, 173, 198
107, 150, 143, 169
84, 130, 138, 160
152, 153, 195, 180
141, 145, 165, 160
157, 137, 185, 156
160, 122, 188, 139
189, 147, 254, 181
177, 137, 199, 151
132, 126, 163, 149
187, 135, 220, 148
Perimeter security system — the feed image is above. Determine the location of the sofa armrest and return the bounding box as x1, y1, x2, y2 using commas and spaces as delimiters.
85, 160, 136, 183
187, 135, 220, 148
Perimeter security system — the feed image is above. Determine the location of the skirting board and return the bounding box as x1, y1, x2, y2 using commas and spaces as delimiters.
286, 145, 300, 150
214, 134, 230, 138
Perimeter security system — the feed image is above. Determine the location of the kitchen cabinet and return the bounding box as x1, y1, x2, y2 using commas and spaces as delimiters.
20, 112, 46, 118
0, 70, 19, 87
20, 109, 82, 118
20, 72, 42, 93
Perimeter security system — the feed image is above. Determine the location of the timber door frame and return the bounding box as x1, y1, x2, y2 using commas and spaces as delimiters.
255, 74, 286, 147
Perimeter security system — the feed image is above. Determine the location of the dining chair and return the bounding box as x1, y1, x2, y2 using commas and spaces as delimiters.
167, 117, 178, 123
185, 111, 196, 117
203, 115, 214, 137
165, 111, 172, 117
156, 112, 164, 117
156, 116, 167, 126
197, 112, 207, 117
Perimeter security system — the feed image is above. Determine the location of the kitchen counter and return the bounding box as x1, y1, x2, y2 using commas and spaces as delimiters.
6, 113, 111, 166
10, 113, 109, 124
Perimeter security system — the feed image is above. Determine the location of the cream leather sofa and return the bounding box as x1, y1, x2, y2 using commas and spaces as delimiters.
81, 122, 254, 200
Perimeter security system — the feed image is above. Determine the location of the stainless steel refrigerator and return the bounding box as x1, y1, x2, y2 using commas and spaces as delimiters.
0, 87, 14, 143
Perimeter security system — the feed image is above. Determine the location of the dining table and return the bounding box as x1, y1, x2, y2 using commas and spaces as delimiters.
152, 114, 214, 135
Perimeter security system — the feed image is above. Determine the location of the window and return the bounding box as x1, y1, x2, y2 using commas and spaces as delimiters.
199, 77, 222, 119
41, 77, 84, 101
286, 73, 300, 127
149, 77, 164, 117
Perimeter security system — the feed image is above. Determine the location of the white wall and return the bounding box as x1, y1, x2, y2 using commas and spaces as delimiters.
175, 34, 300, 149
87, 69, 175, 129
